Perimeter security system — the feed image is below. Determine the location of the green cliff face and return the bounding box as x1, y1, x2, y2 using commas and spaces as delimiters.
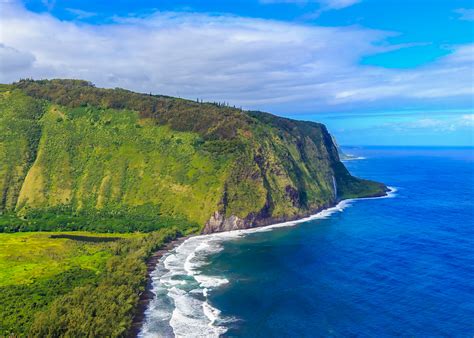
0, 79, 387, 233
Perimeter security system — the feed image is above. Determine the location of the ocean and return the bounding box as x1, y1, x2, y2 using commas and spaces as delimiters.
140, 146, 474, 337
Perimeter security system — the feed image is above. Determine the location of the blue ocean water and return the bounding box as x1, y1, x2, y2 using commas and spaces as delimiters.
141, 147, 474, 337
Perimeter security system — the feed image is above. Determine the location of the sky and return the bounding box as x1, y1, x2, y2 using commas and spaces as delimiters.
0, 0, 473, 146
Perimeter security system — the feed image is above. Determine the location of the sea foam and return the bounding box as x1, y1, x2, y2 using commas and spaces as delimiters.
139, 187, 397, 337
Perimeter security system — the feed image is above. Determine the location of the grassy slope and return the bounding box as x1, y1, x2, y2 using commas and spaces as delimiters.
0, 79, 386, 233
16, 104, 229, 225
0, 88, 44, 211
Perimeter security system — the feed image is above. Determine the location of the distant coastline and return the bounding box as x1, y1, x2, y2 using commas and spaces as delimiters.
341, 155, 366, 161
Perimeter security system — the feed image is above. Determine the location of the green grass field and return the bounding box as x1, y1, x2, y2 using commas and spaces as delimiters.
0, 229, 181, 336
0, 231, 142, 287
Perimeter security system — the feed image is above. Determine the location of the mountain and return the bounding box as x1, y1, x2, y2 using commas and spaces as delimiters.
0, 79, 387, 233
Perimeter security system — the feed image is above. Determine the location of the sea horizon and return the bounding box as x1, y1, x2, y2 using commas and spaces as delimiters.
140, 145, 474, 337
1, 0, 473, 335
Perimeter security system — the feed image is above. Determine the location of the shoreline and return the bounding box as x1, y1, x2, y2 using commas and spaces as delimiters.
132, 187, 396, 337
212, 187, 396, 237
128, 236, 190, 338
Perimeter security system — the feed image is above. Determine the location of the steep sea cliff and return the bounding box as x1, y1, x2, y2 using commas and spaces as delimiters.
0, 79, 387, 233
140, 147, 474, 337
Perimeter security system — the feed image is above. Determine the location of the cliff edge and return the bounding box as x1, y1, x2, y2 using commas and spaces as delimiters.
0, 79, 387, 233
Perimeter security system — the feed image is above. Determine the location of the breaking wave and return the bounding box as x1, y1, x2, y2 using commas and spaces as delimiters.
139, 187, 397, 337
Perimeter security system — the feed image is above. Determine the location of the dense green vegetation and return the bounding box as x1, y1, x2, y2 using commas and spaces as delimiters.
1, 267, 98, 335
0, 231, 135, 334
0, 79, 387, 336
0, 208, 198, 233
0, 88, 44, 211
13, 79, 251, 141
0, 228, 185, 336
0, 79, 387, 233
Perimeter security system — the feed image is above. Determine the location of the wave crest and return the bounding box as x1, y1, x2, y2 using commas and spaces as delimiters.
140, 187, 397, 337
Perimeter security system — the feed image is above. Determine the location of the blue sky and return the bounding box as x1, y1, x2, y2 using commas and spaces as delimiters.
1, 0, 473, 145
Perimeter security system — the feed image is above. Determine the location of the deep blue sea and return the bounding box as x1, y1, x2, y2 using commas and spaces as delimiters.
141, 147, 474, 337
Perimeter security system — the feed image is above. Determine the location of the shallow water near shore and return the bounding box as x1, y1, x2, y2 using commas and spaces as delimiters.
140, 146, 474, 337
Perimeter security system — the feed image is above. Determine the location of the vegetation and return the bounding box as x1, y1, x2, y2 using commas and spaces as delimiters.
0, 232, 127, 287
0, 79, 387, 336
1, 79, 386, 233
0, 88, 44, 211
0, 228, 184, 336
0, 231, 135, 334
14, 79, 251, 141
0, 208, 199, 233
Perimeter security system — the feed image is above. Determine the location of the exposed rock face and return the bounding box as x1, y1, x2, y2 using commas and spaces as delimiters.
202, 211, 247, 234
203, 201, 336, 234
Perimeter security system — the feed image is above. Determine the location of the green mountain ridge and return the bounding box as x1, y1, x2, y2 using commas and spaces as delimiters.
0, 79, 387, 233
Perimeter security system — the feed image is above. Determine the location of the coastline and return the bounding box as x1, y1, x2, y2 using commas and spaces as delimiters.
134, 187, 396, 337
204, 186, 391, 234
214, 186, 396, 237
128, 236, 190, 338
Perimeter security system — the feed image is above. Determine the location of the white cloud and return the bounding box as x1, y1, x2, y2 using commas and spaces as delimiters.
454, 8, 474, 21
320, 0, 360, 10
0, 1, 472, 114
260, 0, 359, 9
390, 114, 474, 132
0, 43, 35, 73
41, 0, 55, 11
260, 0, 309, 3
65, 8, 97, 19
460, 114, 474, 126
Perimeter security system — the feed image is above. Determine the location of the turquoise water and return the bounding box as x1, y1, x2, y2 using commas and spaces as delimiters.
141, 147, 474, 337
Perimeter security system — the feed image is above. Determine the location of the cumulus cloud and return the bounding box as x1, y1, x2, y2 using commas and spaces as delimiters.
0, 0, 472, 114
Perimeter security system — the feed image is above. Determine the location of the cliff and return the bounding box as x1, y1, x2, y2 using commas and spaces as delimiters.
0, 79, 387, 233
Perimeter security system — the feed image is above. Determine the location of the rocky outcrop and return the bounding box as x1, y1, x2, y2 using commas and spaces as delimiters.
202, 211, 247, 234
